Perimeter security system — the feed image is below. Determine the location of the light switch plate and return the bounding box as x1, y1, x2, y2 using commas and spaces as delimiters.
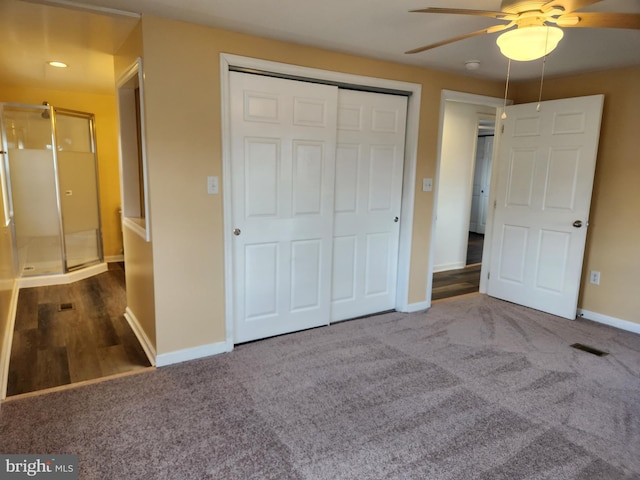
207, 176, 219, 195
422, 178, 433, 192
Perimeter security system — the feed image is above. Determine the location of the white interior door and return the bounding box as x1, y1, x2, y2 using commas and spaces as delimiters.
470, 140, 482, 234
476, 134, 493, 234
487, 95, 604, 319
230, 72, 338, 343
331, 90, 407, 321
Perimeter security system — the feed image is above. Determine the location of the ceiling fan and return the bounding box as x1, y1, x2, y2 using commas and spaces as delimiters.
406, 0, 640, 61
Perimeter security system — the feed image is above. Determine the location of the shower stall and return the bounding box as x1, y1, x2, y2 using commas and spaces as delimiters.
0, 102, 103, 278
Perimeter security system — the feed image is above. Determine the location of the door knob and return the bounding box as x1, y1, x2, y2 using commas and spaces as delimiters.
572, 220, 582, 228
394, 216, 399, 223
233, 228, 241, 236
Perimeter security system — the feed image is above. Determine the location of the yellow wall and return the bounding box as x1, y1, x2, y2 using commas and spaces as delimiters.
0, 85, 122, 259
122, 224, 156, 348
114, 21, 143, 81
514, 66, 640, 324
139, 15, 505, 354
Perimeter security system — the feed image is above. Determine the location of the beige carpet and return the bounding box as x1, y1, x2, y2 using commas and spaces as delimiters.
1, 295, 639, 479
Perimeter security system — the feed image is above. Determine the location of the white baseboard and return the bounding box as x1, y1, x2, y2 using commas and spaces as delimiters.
577, 308, 640, 335
155, 341, 228, 367
433, 262, 466, 273
1, 280, 20, 401
402, 299, 431, 313
124, 307, 157, 367
105, 255, 124, 263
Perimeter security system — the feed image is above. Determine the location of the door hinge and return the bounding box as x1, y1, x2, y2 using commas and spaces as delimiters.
487, 271, 490, 279
493, 200, 497, 209
501, 124, 505, 134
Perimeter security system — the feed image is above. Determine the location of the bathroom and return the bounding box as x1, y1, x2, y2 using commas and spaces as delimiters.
0, 89, 124, 288
1, 102, 105, 286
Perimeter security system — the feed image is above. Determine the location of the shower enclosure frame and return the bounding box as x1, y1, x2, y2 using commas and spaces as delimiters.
0, 101, 105, 277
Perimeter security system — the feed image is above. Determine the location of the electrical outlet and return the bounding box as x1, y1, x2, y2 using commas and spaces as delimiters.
589, 270, 600, 285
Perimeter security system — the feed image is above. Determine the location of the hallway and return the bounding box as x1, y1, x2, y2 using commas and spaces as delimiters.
432, 233, 484, 301
6, 263, 151, 397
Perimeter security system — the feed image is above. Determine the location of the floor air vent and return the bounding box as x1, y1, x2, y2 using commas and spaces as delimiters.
58, 302, 74, 312
570, 343, 609, 357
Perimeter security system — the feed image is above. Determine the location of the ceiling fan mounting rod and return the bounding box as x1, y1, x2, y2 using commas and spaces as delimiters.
517, 15, 549, 27
511, 8, 568, 28
519, 9, 561, 20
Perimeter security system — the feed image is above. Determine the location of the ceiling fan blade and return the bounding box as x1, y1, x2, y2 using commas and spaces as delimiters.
410, 7, 512, 20
542, 0, 602, 14
405, 24, 511, 54
559, 12, 640, 29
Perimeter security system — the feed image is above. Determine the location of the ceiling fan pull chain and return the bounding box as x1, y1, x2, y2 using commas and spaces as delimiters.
501, 58, 511, 120
537, 27, 551, 112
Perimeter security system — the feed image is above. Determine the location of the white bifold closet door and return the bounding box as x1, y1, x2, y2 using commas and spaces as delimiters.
331, 90, 407, 322
230, 72, 338, 344
229, 72, 407, 343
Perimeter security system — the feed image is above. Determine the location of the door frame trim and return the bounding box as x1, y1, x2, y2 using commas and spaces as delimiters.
219, 53, 422, 350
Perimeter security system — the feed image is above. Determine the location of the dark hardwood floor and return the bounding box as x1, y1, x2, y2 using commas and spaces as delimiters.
7, 263, 151, 397
466, 232, 484, 265
432, 264, 481, 301
432, 232, 484, 301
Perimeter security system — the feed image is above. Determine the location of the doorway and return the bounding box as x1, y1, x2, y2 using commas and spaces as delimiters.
1, 101, 151, 398
5, 264, 151, 397
0, 103, 104, 278
430, 91, 503, 302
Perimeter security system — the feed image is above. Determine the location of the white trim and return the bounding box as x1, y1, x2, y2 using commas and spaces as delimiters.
433, 262, 466, 273
577, 309, 640, 335
396, 79, 421, 314
479, 106, 507, 295
0, 279, 19, 401
402, 300, 431, 313
28, 0, 141, 18
441, 90, 510, 106
104, 254, 124, 263
220, 55, 235, 352
122, 217, 147, 240
124, 307, 156, 367
220, 54, 421, 349
17, 262, 107, 288
428, 90, 510, 304
117, 58, 152, 243
155, 341, 227, 367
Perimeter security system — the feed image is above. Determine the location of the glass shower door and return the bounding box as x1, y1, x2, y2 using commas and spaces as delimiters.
54, 109, 103, 270
1, 104, 64, 276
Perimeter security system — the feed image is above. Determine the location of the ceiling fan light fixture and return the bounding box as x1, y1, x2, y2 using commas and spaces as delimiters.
496, 25, 563, 61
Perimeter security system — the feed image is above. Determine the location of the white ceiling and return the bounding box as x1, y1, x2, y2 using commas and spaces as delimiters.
1, 0, 639, 93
